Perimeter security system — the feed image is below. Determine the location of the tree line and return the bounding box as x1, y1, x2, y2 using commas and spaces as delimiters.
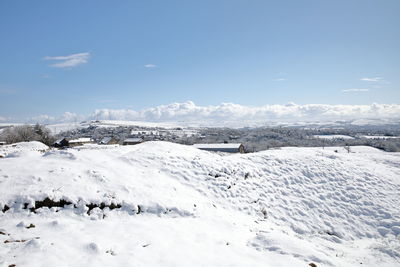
0, 124, 55, 146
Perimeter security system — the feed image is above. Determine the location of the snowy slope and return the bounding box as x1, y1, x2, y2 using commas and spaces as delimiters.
313, 134, 355, 139
0, 142, 399, 266
46, 120, 182, 134
0, 141, 49, 158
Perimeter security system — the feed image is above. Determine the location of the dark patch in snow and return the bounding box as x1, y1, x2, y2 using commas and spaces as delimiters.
3, 237, 40, 244
2, 205, 10, 213
325, 230, 341, 238
261, 208, 267, 219
33, 197, 73, 212
106, 249, 117, 255
137, 205, 142, 214
26, 223, 35, 229
2, 198, 193, 219
86, 202, 122, 215
1, 198, 127, 216
4, 239, 27, 243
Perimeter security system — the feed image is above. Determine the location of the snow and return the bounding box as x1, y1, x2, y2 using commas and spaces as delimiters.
361, 135, 400, 139
193, 143, 242, 149
280, 145, 385, 154
42, 118, 400, 134
45, 120, 184, 134
123, 138, 143, 143
88, 120, 181, 129
68, 137, 93, 143
313, 135, 355, 140
1, 142, 399, 266
0, 141, 49, 158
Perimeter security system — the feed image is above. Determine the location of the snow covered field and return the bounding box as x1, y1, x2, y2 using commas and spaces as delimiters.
313, 135, 355, 140
0, 142, 399, 266
361, 136, 400, 140
46, 120, 183, 134
279, 146, 386, 154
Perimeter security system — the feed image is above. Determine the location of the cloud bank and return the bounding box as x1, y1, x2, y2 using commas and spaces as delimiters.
24, 102, 400, 127
89, 102, 400, 126
44, 52, 90, 68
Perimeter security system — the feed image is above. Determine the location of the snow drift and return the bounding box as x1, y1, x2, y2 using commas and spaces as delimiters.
0, 142, 399, 266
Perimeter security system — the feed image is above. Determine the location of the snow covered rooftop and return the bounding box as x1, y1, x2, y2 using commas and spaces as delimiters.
123, 138, 143, 143
68, 137, 93, 143
99, 137, 112, 144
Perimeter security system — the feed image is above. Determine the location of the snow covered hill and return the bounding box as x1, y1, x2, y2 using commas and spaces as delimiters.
0, 142, 399, 266
46, 120, 182, 134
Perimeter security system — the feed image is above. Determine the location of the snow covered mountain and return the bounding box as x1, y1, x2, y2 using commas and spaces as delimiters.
0, 141, 399, 266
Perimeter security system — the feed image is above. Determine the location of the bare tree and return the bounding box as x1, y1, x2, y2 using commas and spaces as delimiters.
0, 124, 55, 145
17, 125, 37, 141
1, 126, 36, 143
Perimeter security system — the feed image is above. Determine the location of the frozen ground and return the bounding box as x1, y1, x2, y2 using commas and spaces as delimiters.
0, 142, 399, 266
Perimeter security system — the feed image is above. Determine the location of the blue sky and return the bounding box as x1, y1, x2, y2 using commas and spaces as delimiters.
0, 0, 399, 120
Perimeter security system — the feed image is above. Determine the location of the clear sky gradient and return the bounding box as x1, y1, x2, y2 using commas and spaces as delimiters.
0, 0, 399, 120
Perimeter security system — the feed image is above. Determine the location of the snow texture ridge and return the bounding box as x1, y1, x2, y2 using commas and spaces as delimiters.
0, 141, 399, 266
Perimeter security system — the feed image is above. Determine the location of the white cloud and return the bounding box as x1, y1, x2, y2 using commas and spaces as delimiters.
0, 116, 7, 122
360, 77, 382, 82
273, 78, 285, 81
87, 101, 400, 126
24, 102, 400, 127
44, 52, 90, 68
342, 88, 369, 92
144, 64, 157, 68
